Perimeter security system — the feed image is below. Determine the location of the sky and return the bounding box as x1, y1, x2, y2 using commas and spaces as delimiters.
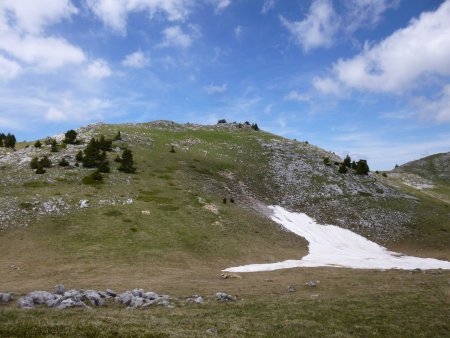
0, 0, 449, 170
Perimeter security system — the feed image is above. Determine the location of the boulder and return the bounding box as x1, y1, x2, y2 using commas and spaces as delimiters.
186, 295, 204, 304
54, 284, 65, 295
84, 290, 104, 307
305, 280, 320, 287
17, 297, 34, 309
215, 292, 234, 302
131, 288, 144, 297
105, 289, 117, 297
116, 292, 133, 306
0, 293, 12, 303
63, 289, 83, 300
56, 298, 90, 310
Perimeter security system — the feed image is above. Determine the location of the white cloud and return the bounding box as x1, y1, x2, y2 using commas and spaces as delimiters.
344, 0, 399, 33
0, 1, 86, 72
85, 59, 112, 79
0, 33, 86, 70
280, 0, 339, 52
210, 0, 231, 13
122, 50, 149, 68
204, 83, 227, 94
312, 76, 341, 95
160, 25, 192, 48
0, 0, 78, 35
45, 107, 66, 121
323, 1, 450, 93
415, 85, 450, 123
86, 0, 193, 34
261, 0, 275, 14
284, 90, 309, 102
0, 55, 22, 80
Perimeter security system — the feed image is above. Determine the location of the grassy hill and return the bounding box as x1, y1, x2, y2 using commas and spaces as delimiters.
0, 121, 449, 336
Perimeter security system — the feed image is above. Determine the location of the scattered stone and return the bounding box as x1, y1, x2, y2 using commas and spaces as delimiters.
79, 200, 89, 208
141, 210, 151, 215
54, 284, 65, 295
57, 298, 90, 310
287, 285, 296, 293
9, 264, 20, 270
215, 292, 234, 302
186, 295, 204, 304
84, 290, 104, 306
305, 280, 320, 287
220, 272, 242, 279
0, 293, 12, 303
206, 327, 218, 335
105, 289, 117, 297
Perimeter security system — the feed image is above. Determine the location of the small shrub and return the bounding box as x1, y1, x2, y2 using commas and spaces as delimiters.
39, 156, 52, 168
323, 157, 331, 166
64, 129, 78, 144
251, 123, 259, 131
30, 157, 39, 169
75, 150, 84, 162
338, 163, 348, 174
50, 139, 58, 152
114, 154, 122, 163
34, 140, 42, 148
35, 165, 46, 174
98, 160, 110, 173
59, 158, 70, 167
118, 149, 136, 173
218, 119, 226, 124
82, 170, 103, 185
113, 131, 122, 141
170, 145, 176, 153
355, 160, 370, 175
382, 173, 387, 177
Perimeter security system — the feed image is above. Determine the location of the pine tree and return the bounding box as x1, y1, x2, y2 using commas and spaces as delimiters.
98, 160, 110, 173
39, 156, 52, 168
35, 165, 46, 174
113, 131, 122, 141
75, 150, 84, 162
251, 123, 259, 131
338, 163, 348, 174
50, 139, 59, 152
4, 133, 16, 148
30, 157, 39, 169
82, 138, 101, 168
98, 135, 112, 151
64, 129, 78, 144
59, 158, 70, 167
34, 140, 42, 148
0, 137, 3, 147
114, 154, 122, 163
355, 160, 369, 175
118, 149, 136, 173
343, 155, 351, 168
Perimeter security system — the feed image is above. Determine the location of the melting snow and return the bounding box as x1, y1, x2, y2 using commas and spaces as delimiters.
224, 206, 450, 272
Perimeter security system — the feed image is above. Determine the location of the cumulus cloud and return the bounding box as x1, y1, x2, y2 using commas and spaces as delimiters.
280, 0, 339, 52
86, 0, 193, 34
234, 25, 242, 39
0, 55, 22, 80
160, 25, 193, 48
312, 76, 341, 95
122, 50, 149, 68
0, 0, 85, 73
416, 85, 450, 123
45, 107, 66, 121
204, 83, 227, 94
85, 59, 112, 79
314, 1, 450, 96
0, 0, 78, 35
261, 0, 275, 14
283, 90, 309, 102
344, 0, 399, 33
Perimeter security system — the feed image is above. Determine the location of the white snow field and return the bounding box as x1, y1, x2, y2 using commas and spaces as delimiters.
224, 205, 450, 272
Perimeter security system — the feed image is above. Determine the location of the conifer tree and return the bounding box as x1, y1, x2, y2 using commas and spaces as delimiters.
343, 155, 351, 168
34, 140, 42, 148
50, 139, 59, 152
98, 135, 112, 151
82, 138, 101, 168
75, 150, 84, 162
64, 129, 78, 144
0, 137, 3, 147
251, 123, 259, 131
338, 163, 348, 174
30, 157, 39, 169
39, 155, 52, 168
4, 133, 16, 148
59, 158, 69, 167
35, 164, 46, 174
355, 160, 369, 175
98, 160, 110, 173
113, 131, 122, 141
118, 149, 136, 173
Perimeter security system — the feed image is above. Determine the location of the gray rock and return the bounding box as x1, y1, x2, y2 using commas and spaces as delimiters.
54, 284, 65, 295
63, 289, 83, 299
17, 297, 34, 309
56, 298, 90, 310
186, 295, 204, 304
206, 327, 218, 335
305, 280, 320, 287
129, 296, 145, 308
46, 295, 63, 307
84, 290, 104, 307
143, 291, 158, 300
215, 292, 234, 302
25, 291, 56, 305
131, 288, 144, 297
287, 285, 296, 293
105, 289, 117, 297
117, 292, 133, 306
0, 293, 12, 303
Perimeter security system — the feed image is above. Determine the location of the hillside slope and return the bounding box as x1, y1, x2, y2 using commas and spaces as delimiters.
0, 121, 449, 292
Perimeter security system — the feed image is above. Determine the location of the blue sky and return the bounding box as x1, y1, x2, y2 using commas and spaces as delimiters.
1, 0, 449, 170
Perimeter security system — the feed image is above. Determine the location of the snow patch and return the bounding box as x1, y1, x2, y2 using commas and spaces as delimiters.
224, 206, 450, 272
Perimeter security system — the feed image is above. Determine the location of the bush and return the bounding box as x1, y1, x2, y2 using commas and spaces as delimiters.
35, 165, 46, 174
98, 160, 110, 173
170, 145, 176, 153
59, 158, 70, 167
338, 163, 348, 174
4, 133, 16, 148
113, 131, 122, 141
343, 155, 351, 168
98, 135, 112, 151
64, 129, 78, 144
75, 150, 84, 162
82, 170, 103, 185
251, 123, 259, 131
82, 138, 102, 168
114, 154, 122, 163
323, 157, 331, 166
30, 157, 39, 169
217, 119, 226, 124
39, 156, 52, 168
382, 172, 387, 177
34, 140, 42, 148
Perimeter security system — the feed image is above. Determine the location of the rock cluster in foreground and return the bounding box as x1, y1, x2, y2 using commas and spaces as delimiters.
0, 286, 235, 310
